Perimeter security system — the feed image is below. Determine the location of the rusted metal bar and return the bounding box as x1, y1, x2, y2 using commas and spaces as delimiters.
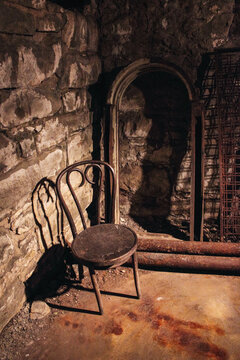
190, 101, 196, 242
137, 238, 240, 256
215, 51, 240, 242
135, 252, 240, 272
215, 52, 224, 241
200, 107, 205, 242
201, 49, 240, 243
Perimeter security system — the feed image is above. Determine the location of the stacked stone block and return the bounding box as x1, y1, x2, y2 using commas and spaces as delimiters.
0, 0, 100, 332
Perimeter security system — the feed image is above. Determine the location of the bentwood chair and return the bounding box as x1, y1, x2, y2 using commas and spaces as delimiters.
56, 160, 141, 314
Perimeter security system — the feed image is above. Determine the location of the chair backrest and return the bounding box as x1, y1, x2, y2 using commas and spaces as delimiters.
56, 160, 116, 240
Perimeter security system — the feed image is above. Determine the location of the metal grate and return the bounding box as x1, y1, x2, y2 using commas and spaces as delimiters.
201, 54, 220, 241
216, 52, 240, 241
201, 49, 240, 242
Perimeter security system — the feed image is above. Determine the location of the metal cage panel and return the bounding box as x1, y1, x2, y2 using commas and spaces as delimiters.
201, 49, 240, 242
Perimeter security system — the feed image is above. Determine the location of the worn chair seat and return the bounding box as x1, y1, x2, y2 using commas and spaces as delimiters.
71, 223, 137, 268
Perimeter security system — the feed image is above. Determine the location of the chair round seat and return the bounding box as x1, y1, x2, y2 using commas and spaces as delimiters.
71, 223, 138, 268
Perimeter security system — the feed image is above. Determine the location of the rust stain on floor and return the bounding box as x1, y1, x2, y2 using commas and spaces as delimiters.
120, 298, 227, 360
137, 297, 227, 360
55, 294, 227, 360
23, 271, 240, 360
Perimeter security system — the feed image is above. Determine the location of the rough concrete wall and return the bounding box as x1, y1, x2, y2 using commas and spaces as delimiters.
0, 0, 100, 332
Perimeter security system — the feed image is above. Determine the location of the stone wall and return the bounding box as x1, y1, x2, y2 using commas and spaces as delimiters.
119, 72, 191, 238
99, 0, 240, 239
0, 0, 100, 332
99, 0, 238, 79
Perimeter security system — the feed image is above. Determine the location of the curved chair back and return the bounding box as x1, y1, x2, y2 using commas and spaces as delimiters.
56, 160, 116, 240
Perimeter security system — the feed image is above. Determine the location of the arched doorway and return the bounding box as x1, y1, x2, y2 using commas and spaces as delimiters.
105, 59, 201, 241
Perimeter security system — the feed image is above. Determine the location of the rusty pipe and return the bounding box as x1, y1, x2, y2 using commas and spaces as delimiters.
137, 238, 240, 256
135, 252, 240, 272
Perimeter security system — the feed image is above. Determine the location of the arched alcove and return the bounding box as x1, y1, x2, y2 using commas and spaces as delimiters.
105, 59, 201, 241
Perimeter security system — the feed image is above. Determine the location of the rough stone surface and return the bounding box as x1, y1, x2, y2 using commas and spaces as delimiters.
119, 75, 191, 235
0, 133, 19, 173
0, 6, 100, 338
62, 12, 99, 53
68, 12, 88, 52
0, 278, 25, 334
31, 176, 64, 250
99, 0, 238, 237
85, 16, 99, 53
0, 228, 15, 278
36, 118, 67, 153
7, 0, 46, 9
67, 127, 93, 164
8, 126, 37, 159
0, 0, 99, 329
58, 54, 101, 89
0, 2, 35, 35
99, 0, 235, 76
0, 33, 62, 89
36, 12, 66, 33
120, 164, 143, 194
62, 88, 89, 113
60, 111, 91, 134
0, 228, 39, 296
30, 301, 50, 320
62, 10, 75, 48
17, 42, 62, 87
39, 149, 64, 178
0, 89, 53, 128
0, 54, 13, 89
9, 204, 35, 235
0, 164, 40, 213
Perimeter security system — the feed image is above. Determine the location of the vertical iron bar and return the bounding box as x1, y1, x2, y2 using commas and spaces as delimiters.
215, 52, 224, 241
190, 101, 196, 241
200, 106, 205, 241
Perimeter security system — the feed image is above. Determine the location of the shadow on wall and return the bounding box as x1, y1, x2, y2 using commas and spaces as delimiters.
25, 178, 77, 302
32, 178, 62, 251
119, 71, 191, 239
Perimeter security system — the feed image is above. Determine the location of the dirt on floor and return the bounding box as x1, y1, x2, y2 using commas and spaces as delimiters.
0, 266, 134, 360
1, 266, 240, 360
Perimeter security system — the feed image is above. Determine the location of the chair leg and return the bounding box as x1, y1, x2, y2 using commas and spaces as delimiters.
78, 264, 84, 282
132, 252, 141, 299
89, 267, 104, 314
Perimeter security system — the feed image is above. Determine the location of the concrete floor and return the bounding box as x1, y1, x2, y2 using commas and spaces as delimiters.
23, 269, 240, 360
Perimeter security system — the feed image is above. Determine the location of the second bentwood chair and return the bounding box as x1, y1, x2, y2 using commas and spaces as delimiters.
56, 160, 141, 314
